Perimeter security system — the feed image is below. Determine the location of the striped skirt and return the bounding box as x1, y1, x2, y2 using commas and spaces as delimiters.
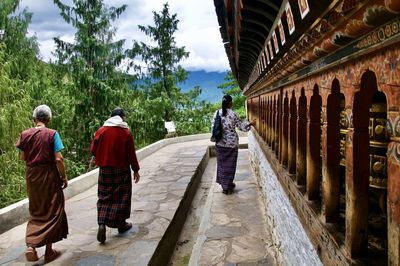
216, 146, 238, 190
98, 166, 132, 228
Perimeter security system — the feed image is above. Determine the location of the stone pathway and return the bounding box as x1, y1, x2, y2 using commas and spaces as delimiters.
0, 139, 211, 266
187, 150, 278, 266
0, 137, 279, 266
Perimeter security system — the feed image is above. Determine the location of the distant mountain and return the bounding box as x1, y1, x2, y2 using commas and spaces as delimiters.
132, 70, 227, 103
178, 70, 227, 103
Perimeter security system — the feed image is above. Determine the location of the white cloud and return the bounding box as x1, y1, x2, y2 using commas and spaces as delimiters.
18, 0, 229, 72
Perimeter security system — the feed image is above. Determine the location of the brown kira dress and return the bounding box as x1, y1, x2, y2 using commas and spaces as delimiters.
16, 127, 68, 247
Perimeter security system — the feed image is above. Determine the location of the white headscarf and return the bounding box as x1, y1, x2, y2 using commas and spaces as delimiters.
103, 115, 129, 128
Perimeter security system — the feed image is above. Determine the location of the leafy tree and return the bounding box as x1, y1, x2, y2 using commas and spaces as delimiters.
174, 86, 213, 135
0, 0, 220, 209
122, 91, 165, 148
0, 43, 31, 208
0, 0, 39, 80
0, 0, 41, 207
131, 3, 189, 121
218, 71, 246, 118
53, 0, 131, 162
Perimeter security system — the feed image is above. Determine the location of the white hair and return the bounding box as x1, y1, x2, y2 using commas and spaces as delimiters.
32, 105, 52, 121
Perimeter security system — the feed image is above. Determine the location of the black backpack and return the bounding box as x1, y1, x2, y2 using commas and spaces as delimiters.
211, 110, 223, 142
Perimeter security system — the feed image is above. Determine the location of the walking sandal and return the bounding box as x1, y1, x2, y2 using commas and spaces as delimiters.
44, 249, 61, 263
25, 247, 39, 262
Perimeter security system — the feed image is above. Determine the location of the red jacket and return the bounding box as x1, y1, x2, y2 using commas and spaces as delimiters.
90, 126, 140, 172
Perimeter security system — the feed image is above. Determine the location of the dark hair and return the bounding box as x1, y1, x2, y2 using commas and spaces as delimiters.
221, 94, 232, 116
111, 107, 125, 118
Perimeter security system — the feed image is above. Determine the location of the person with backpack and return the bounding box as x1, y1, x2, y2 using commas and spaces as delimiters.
211, 94, 253, 194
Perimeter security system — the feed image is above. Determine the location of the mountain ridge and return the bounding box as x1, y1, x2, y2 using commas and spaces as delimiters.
179, 70, 226, 103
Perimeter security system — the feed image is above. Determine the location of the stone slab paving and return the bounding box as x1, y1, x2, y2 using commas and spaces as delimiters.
188, 150, 279, 266
0, 139, 213, 266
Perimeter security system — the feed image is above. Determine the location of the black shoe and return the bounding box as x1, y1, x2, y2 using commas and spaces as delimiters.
230, 182, 236, 189
118, 222, 132, 234
222, 189, 233, 195
97, 224, 106, 244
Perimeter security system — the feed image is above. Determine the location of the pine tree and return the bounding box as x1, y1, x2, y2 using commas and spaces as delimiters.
0, 0, 38, 80
53, 0, 130, 162
131, 3, 189, 121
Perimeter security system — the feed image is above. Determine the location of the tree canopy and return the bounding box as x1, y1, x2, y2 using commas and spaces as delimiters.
218, 71, 246, 118
0, 1, 246, 209
53, 0, 132, 161
131, 3, 189, 121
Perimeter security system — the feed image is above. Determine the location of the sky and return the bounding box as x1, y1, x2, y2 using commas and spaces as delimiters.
17, 0, 230, 73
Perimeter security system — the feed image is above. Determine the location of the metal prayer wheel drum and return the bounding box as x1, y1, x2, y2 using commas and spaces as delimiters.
368, 102, 388, 189
339, 99, 347, 167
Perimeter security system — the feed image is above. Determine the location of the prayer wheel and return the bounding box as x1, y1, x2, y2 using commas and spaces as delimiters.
368, 103, 388, 190
339, 101, 347, 167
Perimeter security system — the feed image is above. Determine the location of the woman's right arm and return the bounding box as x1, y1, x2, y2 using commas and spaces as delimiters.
55, 152, 68, 189
232, 111, 251, 131
127, 133, 140, 184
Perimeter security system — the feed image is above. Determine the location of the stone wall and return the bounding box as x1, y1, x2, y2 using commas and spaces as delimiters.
248, 130, 322, 266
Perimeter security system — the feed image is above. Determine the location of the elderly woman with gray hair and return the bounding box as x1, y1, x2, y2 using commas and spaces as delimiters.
16, 105, 68, 263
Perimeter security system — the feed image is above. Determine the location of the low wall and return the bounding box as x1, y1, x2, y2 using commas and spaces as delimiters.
0, 133, 212, 234
248, 130, 322, 266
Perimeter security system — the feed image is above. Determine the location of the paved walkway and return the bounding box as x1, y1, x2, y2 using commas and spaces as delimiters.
0, 137, 279, 266
171, 150, 279, 266
188, 150, 278, 266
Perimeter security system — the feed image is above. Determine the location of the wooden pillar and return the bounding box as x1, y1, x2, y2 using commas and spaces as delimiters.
257, 96, 260, 132
252, 98, 254, 123
262, 97, 265, 140
281, 94, 289, 166
307, 119, 319, 200
296, 91, 307, 186
323, 122, 341, 222
248, 99, 252, 123
246, 99, 249, 120
264, 97, 269, 143
279, 95, 283, 162
288, 92, 297, 174
278, 91, 283, 160
323, 91, 342, 223
268, 96, 272, 147
345, 126, 369, 256
307, 88, 322, 201
321, 121, 329, 218
271, 98, 276, 151
265, 97, 268, 141
252, 99, 254, 125
275, 96, 280, 156
265, 97, 271, 145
